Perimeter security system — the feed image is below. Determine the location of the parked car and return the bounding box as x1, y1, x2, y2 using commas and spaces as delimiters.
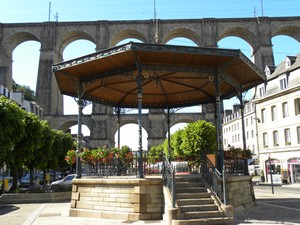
20, 174, 31, 187
50, 174, 76, 192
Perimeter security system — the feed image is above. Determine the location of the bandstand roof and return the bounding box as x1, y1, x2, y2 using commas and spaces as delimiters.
52, 42, 265, 109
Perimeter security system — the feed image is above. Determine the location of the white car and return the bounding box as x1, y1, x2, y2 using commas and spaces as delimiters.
50, 174, 76, 191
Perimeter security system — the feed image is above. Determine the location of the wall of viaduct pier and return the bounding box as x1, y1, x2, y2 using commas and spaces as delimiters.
1, 16, 300, 148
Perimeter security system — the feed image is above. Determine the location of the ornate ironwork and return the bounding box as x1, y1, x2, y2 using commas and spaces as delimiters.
162, 155, 176, 208
200, 153, 224, 203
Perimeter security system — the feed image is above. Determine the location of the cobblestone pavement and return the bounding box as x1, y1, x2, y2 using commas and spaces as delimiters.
0, 183, 299, 225
234, 184, 300, 225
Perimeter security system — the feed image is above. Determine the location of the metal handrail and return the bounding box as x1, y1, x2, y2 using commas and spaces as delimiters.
162, 156, 176, 208
200, 153, 224, 203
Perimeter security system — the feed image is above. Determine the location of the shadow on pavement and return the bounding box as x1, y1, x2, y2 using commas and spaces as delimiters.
0, 204, 20, 215
234, 198, 300, 224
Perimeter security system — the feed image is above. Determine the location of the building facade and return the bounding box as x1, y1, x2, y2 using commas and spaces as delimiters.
0, 85, 43, 118
223, 55, 300, 184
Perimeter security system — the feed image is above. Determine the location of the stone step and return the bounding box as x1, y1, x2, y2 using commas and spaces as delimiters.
182, 210, 224, 219
179, 204, 219, 212
175, 176, 202, 183
176, 192, 211, 199
176, 186, 207, 193
176, 181, 206, 188
177, 198, 214, 205
172, 217, 234, 225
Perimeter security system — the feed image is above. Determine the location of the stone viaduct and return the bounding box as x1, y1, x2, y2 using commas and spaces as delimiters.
1, 16, 300, 148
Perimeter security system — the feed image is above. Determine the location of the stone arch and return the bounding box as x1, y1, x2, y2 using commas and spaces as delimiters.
271, 25, 300, 42
109, 29, 147, 47
56, 119, 91, 134
171, 118, 195, 128
217, 27, 256, 49
162, 28, 200, 46
57, 30, 96, 61
114, 119, 149, 150
2, 31, 40, 53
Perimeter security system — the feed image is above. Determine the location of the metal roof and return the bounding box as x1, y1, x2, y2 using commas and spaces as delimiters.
53, 42, 265, 109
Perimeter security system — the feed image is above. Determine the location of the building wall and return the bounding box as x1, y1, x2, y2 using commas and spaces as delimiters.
223, 54, 300, 184
255, 57, 300, 183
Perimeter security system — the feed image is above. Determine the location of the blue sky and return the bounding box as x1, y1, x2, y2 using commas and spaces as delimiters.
3, 0, 300, 149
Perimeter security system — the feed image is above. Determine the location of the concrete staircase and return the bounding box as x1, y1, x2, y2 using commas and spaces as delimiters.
172, 174, 233, 225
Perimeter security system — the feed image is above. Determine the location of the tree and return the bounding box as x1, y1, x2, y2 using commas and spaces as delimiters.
148, 144, 164, 159
10, 112, 44, 188
51, 130, 74, 175
170, 129, 185, 158
181, 120, 217, 157
0, 96, 26, 167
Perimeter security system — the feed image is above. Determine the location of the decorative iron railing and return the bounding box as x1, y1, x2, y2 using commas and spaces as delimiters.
162, 156, 176, 208
200, 153, 224, 203
224, 158, 248, 175
81, 156, 164, 177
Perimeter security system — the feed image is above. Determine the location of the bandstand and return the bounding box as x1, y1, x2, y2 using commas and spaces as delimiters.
52, 42, 265, 222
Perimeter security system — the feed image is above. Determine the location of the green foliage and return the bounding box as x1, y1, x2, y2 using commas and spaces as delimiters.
181, 120, 217, 157
0, 96, 26, 164
0, 95, 76, 186
12, 113, 44, 168
170, 129, 185, 158
148, 144, 164, 158
149, 120, 217, 160
225, 146, 252, 159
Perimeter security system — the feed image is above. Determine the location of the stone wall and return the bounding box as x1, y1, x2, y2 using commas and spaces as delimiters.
0, 192, 71, 204
226, 175, 255, 211
70, 177, 163, 221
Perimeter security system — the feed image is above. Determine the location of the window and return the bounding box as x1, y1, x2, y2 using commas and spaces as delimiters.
295, 98, 300, 115
279, 78, 287, 90
273, 130, 279, 146
259, 87, 265, 97
284, 128, 291, 145
282, 102, 289, 118
251, 116, 253, 125
251, 130, 254, 138
261, 109, 266, 123
263, 132, 268, 148
247, 131, 249, 140
297, 127, 300, 144
271, 105, 277, 121
246, 118, 248, 127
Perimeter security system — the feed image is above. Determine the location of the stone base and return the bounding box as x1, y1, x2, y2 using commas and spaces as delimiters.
226, 175, 255, 210
70, 177, 163, 221
69, 208, 160, 220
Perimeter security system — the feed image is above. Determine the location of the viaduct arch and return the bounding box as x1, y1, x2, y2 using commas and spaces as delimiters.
1, 17, 300, 148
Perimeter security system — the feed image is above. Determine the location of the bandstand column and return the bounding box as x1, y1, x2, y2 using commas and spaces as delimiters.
215, 70, 224, 172
76, 83, 84, 179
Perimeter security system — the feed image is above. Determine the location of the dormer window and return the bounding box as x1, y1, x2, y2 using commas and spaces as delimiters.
285, 59, 291, 68
265, 67, 271, 76
285, 56, 296, 68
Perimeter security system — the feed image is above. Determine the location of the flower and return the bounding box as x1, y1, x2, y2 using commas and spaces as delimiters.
65, 150, 76, 165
